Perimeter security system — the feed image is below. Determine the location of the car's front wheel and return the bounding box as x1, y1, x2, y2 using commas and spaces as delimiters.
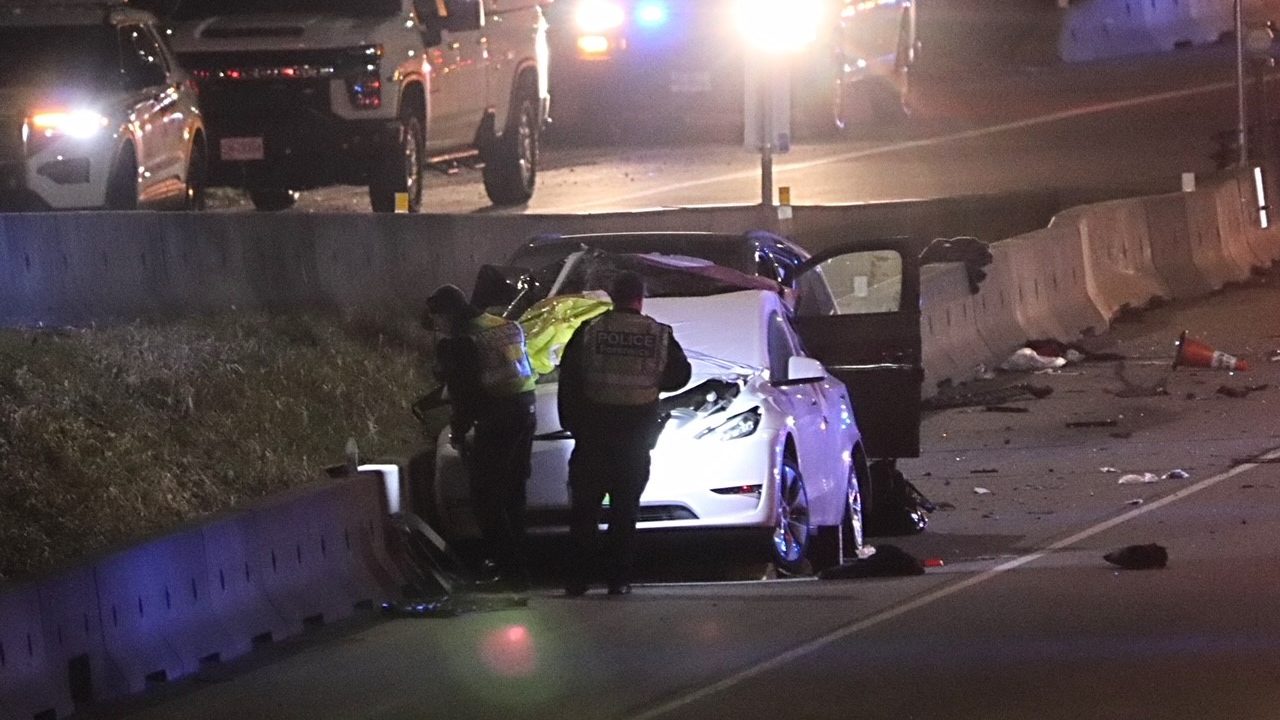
184, 138, 208, 211
809, 446, 867, 571
771, 452, 812, 574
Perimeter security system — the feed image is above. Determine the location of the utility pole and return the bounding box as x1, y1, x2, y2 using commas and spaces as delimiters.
1237, 0, 1248, 168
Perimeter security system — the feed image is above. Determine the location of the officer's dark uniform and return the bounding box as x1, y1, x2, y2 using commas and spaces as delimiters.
429, 286, 537, 589
558, 301, 691, 596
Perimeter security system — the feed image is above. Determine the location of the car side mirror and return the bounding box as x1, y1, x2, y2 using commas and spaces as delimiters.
773, 356, 826, 387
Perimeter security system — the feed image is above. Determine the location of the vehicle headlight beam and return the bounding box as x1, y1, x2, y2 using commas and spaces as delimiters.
733, 0, 825, 54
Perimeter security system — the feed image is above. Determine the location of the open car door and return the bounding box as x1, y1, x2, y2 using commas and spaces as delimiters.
793, 238, 926, 460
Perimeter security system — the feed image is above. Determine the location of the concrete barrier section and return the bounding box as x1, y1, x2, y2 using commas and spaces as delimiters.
201, 513, 295, 658
969, 243, 1029, 367
0, 584, 68, 720
94, 529, 233, 693
1058, 201, 1169, 320
247, 482, 369, 630
1144, 192, 1218, 299
920, 263, 989, 389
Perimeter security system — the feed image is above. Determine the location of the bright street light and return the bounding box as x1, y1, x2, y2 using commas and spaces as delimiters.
734, 0, 825, 54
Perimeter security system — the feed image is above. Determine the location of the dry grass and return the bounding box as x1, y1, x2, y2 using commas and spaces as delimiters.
0, 314, 435, 581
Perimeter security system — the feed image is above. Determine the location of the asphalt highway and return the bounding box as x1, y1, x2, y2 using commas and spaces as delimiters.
207, 45, 1274, 216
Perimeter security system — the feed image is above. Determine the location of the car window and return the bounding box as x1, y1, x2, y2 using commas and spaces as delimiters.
0, 26, 120, 89
811, 249, 904, 315
766, 311, 797, 381
171, 0, 402, 20
120, 24, 167, 87
795, 267, 837, 316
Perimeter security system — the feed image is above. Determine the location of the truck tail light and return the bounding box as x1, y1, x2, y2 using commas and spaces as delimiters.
347, 74, 383, 110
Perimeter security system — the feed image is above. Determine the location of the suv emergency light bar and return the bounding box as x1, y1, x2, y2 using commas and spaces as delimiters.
191, 65, 337, 80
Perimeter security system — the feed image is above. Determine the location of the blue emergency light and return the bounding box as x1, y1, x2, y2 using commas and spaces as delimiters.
635, 0, 669, 28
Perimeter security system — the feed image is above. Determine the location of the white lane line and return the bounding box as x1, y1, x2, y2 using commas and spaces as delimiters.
624, 445, 1280, 720
542, 80, 1236, 215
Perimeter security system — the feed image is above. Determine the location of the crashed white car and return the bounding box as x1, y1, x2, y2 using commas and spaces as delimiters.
432, 232, 931, 572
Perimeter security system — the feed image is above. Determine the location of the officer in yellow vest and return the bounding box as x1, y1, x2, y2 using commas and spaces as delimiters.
426, 284, 538, 592
558, 271, 691, 597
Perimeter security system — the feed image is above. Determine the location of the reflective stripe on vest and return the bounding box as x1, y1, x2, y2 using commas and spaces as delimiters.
580, 312, 670, 406
469, 314, 536, 396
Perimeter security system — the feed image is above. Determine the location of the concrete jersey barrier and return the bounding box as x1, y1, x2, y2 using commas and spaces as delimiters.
0, 473, 401, 720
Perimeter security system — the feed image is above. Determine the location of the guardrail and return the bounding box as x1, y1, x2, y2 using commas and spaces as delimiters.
0, 473, 399, 720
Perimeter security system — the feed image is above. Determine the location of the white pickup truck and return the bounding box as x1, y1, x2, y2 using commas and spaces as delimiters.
163, 0, 548, 211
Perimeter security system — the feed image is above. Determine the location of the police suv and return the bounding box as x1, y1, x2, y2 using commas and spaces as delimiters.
0, 1, 206, 211
162, 0, 548, 212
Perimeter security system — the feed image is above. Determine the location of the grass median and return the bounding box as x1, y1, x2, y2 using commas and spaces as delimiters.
0, 314, 437, 582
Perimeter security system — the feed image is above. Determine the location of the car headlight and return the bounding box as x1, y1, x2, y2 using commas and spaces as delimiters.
26, 110, 109, 142
695, 407, 762, 441
575, 0, 626, 33
733, 0, 825, 54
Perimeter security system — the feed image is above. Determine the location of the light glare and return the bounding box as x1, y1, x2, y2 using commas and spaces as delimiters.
575, 0, 625, 33
30, 110, 109, 140
734, 0, 825, 53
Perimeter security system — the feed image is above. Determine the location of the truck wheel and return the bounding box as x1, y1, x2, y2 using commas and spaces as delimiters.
483, 83, 539, 206
370, 113, 424, 213
249, 188, 298, 212
105, 145, 138, 210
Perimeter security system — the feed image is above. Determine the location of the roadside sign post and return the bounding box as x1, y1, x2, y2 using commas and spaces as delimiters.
744, 57, 792, 207
1236, 0, 1247, 168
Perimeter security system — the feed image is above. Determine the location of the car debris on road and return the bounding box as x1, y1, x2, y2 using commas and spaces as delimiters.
1104, 544, 1169, 570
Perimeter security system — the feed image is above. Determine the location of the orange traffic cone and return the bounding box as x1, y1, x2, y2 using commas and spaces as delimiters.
1173, 331, 1249, 371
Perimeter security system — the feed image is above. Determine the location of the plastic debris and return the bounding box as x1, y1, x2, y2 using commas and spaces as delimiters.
1270, 350, 1280, 363
1104, 543, 1168, 570
1162, 469, 1191, 480
973, 487, 993, 494
1125, 498, 1145, 506
1100, 467, 1120, 473
1118, 473, 1160, 484
923, 557, 945, 568
1001, 347, 1067, 372
974, 364, 997, 381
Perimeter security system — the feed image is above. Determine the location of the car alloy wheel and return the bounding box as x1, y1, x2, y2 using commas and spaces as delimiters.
844, 451, 866, 558
773, 455, 811, 568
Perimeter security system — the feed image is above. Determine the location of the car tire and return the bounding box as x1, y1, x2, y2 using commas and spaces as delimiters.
771, 452, 813, 575
369, 111, 425, 214
483, 80, 539, 207
184, 138, 208, 211
249, 188, 298, 212
809, 445, 868, 571
105, 145, 138, 210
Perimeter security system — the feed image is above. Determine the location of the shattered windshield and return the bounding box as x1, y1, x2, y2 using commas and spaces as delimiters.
552, 250, 780, 299
171, 0, 401, 20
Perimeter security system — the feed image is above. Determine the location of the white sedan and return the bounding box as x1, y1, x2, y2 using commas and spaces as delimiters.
432, 253, 874, 573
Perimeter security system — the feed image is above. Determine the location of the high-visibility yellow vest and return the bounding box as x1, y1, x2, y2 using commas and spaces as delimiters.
580, 311, 671, 406
468, 313, 536, 396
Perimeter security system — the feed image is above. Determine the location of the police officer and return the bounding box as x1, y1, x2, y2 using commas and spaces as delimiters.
425, 284, 537, 591
558, 271, 691, 597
